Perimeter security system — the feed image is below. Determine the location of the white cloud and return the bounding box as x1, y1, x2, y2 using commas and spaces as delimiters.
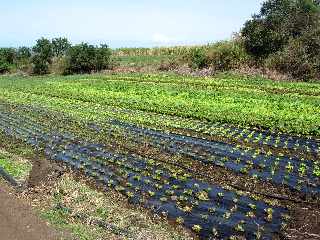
152, 33, 172, 44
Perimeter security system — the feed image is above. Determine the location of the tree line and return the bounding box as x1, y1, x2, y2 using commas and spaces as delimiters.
1, 0, 319, 80
0, 37, 112, 75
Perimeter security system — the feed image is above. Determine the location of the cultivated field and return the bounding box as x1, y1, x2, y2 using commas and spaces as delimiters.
0, 73, 319, 239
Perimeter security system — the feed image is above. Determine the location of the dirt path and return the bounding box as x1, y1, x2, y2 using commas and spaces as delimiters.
0, 180, 65, 240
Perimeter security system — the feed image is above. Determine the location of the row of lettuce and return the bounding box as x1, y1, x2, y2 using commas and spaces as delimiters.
0, 101, 289, 239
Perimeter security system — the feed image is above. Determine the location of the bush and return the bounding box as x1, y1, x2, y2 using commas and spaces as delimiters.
94, 44, 112, 71
0, 61, 11, 74
52, 37, 71, 57
32, 38, 53, 74
0, 48, 17, 73
32, 38, 53, 63
242, 0, 320, 58
31, 54, 49, 75
182, 40, 251, 71
64, 43, 112, 74
206, 41, 251, 71
50, 57, 68, 75
265, 28, 320, 80
16, 47, 31, 61
187, 48, 208, 69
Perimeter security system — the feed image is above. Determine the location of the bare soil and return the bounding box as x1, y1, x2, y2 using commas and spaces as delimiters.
0, 179, 66, 240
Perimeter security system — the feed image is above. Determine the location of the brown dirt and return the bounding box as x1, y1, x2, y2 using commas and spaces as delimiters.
0, 179, 66, 240
27, 154, 52, 187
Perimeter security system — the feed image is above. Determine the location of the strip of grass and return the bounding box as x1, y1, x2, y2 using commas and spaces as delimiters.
39, 174, 193, 240
0, 153, 32, 181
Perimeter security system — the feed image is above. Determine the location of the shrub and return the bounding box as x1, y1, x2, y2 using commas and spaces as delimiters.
265, 28, 320, 80
242, 0, 320, 58
182, 40, 251, 72
0, 48, 17, 73
31, 54, 49, 75
52, 37, 71, 57
32, 38, 53, 74
16, 47, 31, 61
0, 61, 11, 74
32, 38, 53, 63
206, 41, 251, 71
188, 48, 208, 69
64, 43, 112, 74
94, 44, 112, 71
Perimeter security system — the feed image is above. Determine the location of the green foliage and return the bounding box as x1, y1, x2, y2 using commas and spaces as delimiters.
206, 41, 250, 71
16, 47, 31, 61
31, 54, 49, 75
242, 0, 320, 58
0, 48, 17, 73
32, 38, 54, 75
52, 37, 71, 57
94, 44, 112, 71
188, 48, 208, 69
64, 43, 112, 74
32, 38, 53, 63
0, 154, 32, 180
0, 73, 318, 135
265, 27, 320, 80
181, 40, 250, 71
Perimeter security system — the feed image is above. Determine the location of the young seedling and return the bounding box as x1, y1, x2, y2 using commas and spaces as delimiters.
176, 216, 184, 224
192, 225, 202, 233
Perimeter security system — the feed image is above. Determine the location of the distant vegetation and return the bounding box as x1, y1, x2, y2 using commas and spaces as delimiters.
0, 0, 319, 81
0, 37, 113, 75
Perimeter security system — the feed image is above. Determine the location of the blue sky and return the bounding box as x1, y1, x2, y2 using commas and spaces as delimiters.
1, 0, 264, 48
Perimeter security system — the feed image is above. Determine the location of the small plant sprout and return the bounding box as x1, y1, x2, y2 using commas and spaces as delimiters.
192, 224, 202, 233
133, 175, 141, 181
246, 211, 255, 218
223, 211, 231, 219
148, 191, 155, 197
235, 222, 245, 232
144, 179, 151, 184
217, 192, 224, 198
176, 216, 184, 224
249, 203, 257, 210
265, 208, 273, 222
183, 189, 193, 196
313, 165, 320, 177
208, 207, 216, 213
126, 191, 134, 198
182, 205, 193, 213
160, 197, 168, 202
212, 228, 218, 237
196, 191, 209, 201
286, 162, 294, 173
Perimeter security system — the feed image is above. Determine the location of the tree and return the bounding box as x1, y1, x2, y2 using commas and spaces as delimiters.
17, 47, 31, 61
32, 38, 53, 63
64, 43, 112, 74
94, 44, 112, 71
32, 38, 53, 74
0, 48, 17, 73
52, 37, 71, 57
242, 0, 320, 58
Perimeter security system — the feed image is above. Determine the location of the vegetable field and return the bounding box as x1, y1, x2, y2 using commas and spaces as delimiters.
0, 73, 319, 239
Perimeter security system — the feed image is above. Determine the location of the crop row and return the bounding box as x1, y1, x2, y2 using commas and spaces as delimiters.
0, 107, 288, 239
107, 120, 320, 196
1, 102, 319, 196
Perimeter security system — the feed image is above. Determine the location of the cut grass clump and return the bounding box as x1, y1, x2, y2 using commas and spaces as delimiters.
0, 152, 32, 181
